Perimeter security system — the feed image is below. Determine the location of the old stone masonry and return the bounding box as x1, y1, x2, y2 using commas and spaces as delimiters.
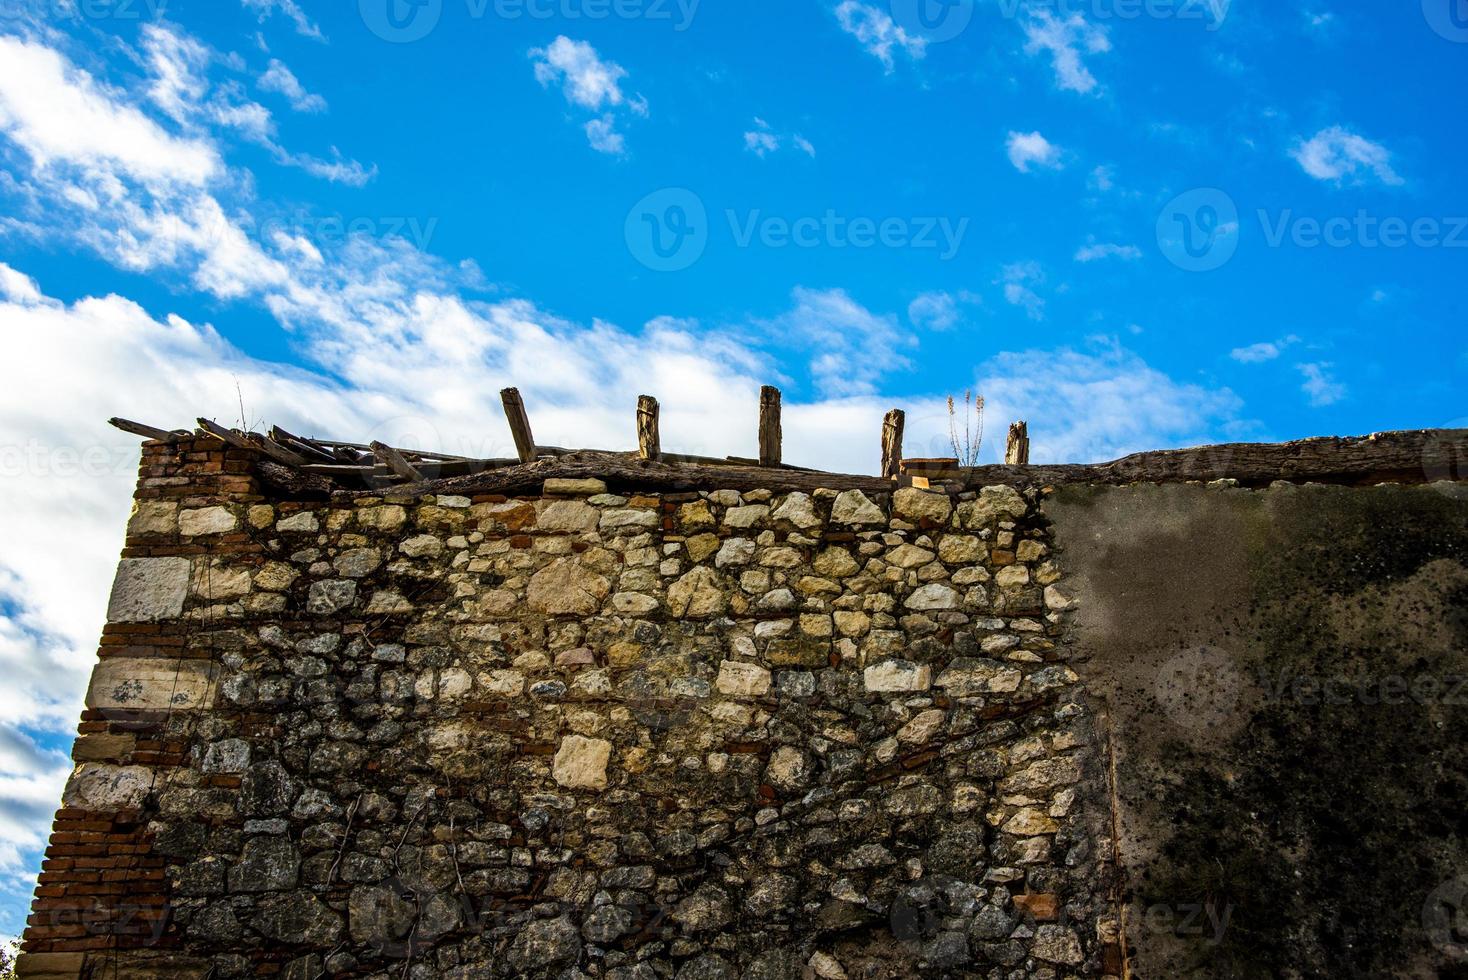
19, 437, 1112, 980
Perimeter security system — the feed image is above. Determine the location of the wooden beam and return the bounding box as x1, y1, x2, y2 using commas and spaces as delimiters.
371, 441, 424, 482
500, 388, 537, 464
758, 386, 782, 467
1006, 421, 1031, 466
109, 417, 184, 442
881, 409, 905, 480
637, 396, 661, 461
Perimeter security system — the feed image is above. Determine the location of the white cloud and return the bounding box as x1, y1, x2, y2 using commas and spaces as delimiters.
258, 59, 327, 113
764, 287, 915, 398
0, 34, 220, 187
1023, 9, 1111, 95
239, 0, 324, 41
1291, 126, 1404, 187
1075, 241, 1141, 262
743, 118, 815, 159
1230, 335, 1300, 363
1088, 165, 1114, 192
968, 340, 1245, 464
835, 1, 926, 71
1298, 362, 1346, 406
530, 37, 646, 155
1006, 131, 1063, 173
999, 262, 1046, 320
908, 290, 980, 331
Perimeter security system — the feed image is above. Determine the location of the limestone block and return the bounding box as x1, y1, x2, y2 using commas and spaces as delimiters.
552, 735, 612, 790
107, 557, 191, 623
863, 660, 932, 692
830, 490, 885, 525
61, 764, 154, 810
86, 658, 217, 711
128, 501, 177, 537
716, 661, 771, 697
893, 487, 953, 524
178, 506, 237, 536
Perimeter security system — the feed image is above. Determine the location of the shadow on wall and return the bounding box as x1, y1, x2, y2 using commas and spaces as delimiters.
1046, 481, 1468, 980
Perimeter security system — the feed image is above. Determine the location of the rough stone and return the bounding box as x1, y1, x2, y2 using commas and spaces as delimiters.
553, 735, 612, 790
107, 557, 191, 623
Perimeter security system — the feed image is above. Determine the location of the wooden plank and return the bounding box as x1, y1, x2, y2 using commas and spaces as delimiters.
371, 441, 424, 482
637, 396, 661, 461
758, 386, 782, 467
500, 388, 537, 464
109, 417, 184, 442
1006, 421, 1031, 466
882, 409, 906, 480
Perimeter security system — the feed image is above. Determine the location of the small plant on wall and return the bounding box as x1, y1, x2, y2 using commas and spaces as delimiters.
947, 390, 986, 467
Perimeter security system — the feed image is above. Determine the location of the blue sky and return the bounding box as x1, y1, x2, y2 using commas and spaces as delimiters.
0, 0, 1464, 941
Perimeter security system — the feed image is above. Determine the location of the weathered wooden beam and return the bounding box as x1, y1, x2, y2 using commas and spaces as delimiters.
758, 386, 782, 467
1006, 421, 1031, 466
500, 388, 537, 464
637, 396, 661, 461
882, 409, 906, 480
109, 417, 186, 442
371, 441, 424, 482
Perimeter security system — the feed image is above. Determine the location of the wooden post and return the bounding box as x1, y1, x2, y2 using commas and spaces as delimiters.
1006, 421, 1031, 466
758, 386, 782, 467
637, 395, 661, 461
500, 387, 537, 464
881, 409, 905, 479
371, 441, 424, 482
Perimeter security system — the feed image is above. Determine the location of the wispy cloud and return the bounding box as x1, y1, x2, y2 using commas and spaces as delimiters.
239, 0, 324, 41
908, 290, 981, 331
1298, 362, 1347, 406
999, 261, 1046, 320
1291, 126, 1404, 187
258, 59, 326, 113
1023, 9, 1111, 95
1230, 335, 1300, 363
743, 118, 816, 159
530, 37, 647, 155
1006, 130, 1063, 173
835, 1, 926, 71
1075, 241, 1141, 262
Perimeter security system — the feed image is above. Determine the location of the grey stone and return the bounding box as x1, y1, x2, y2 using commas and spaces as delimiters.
228, 837, 300, 893
307, 579, 357, 615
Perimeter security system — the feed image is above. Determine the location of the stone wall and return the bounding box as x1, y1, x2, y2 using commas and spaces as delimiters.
18, 439, 1109, 979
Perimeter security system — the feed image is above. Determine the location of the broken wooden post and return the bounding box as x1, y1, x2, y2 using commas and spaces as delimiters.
1006, 421, 1031, 466
881, 409, 905, 479
758, 386, 782, 467
500, 387, 537, 464
371, 441, 424, 482
637, 395, 661, 461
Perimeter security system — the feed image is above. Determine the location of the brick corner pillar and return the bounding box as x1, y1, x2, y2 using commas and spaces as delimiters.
17, 435, 262, 980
